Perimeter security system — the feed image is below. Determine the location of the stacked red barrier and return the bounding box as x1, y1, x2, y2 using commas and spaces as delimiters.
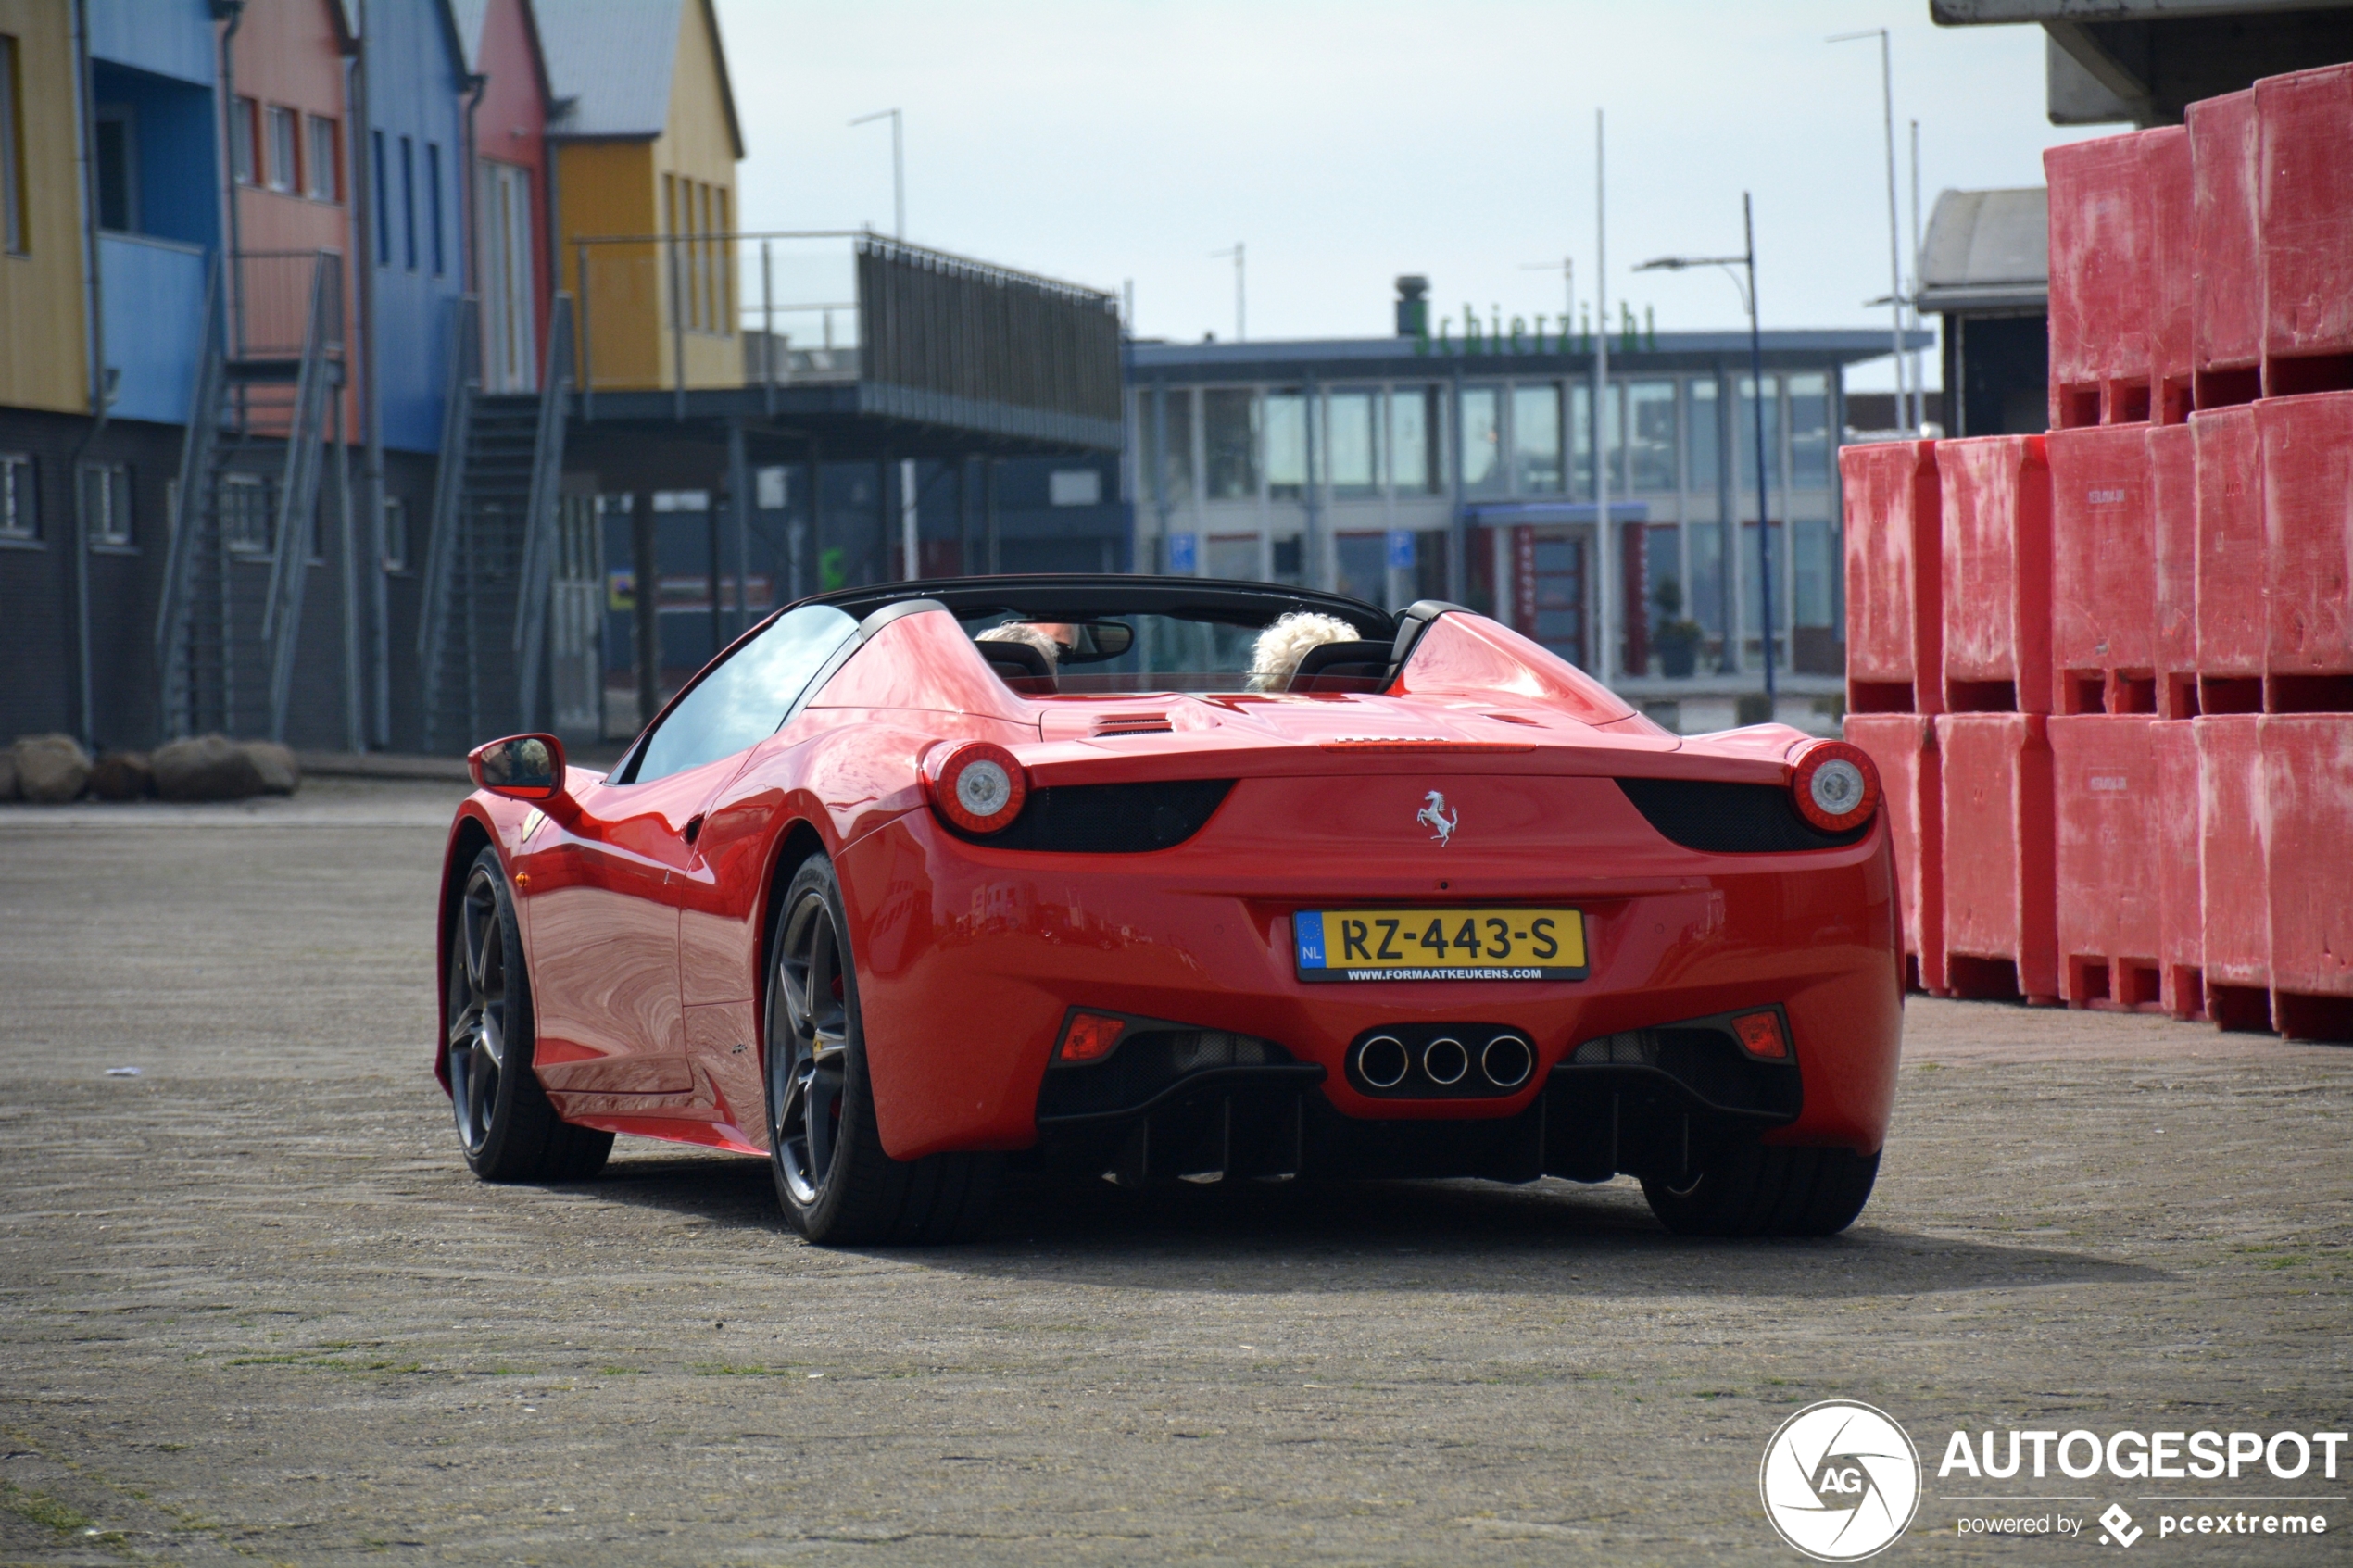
1837, 61, 2352, 1040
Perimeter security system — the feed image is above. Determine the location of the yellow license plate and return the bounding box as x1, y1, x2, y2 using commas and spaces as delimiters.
1294, 908, 1588, 982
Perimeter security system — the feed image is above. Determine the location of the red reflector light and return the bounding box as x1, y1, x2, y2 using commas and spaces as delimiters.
926, 740, 1029, 834
1732, 1010, 1789, 1060
1788, 738, 1881, 834
1058, 1012, 1126, 1063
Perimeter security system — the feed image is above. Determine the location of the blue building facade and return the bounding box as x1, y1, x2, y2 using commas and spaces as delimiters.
360, 0, 469, 453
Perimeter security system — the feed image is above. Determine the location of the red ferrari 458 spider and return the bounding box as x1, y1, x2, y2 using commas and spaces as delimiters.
438, 575, 1901, 1243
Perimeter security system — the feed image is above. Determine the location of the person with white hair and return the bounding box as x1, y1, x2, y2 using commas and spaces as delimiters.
975, 622, 1063, 666
1247, 611, 1358, 692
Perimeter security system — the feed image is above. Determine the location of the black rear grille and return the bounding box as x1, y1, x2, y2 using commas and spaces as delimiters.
1615, 777, 1868, 853
960, 779, 1234, 853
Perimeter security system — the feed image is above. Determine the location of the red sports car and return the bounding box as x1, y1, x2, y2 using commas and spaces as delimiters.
439, 576, 1900, 1244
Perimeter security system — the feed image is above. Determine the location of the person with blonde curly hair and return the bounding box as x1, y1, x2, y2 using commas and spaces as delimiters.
1247, 611, 1357, 692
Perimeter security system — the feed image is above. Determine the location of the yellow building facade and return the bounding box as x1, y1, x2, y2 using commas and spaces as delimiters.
552, 0, 742, 393
0, 0, 92, 414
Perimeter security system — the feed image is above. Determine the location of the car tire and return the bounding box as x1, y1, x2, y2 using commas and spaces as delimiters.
446, 847, 614, 1183
763, 852, 999, 1245
1639, 1141, 1879, 1238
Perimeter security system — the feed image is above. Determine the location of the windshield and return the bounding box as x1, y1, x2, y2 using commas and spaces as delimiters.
962, 610, 1391, 696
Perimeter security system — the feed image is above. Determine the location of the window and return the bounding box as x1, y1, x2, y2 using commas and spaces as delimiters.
79, 462, 132, 547
1390, 385, 1441, 494
371, 131, 388, 263
1205, 533, 1259, 581
306, 115, 339, 202
698, 182, 715, 332
630, 604, 859, 784
221, 474, 271, 555
1789, 372, 1831, 488
1, 33, 23, 254
1327, 390, 1377, 498
714, 186, 732, 333
1049, 469, 1101, 507
1627, 381, 1678, 494
1203, 388, 1257, 500
232, 95, 258, 185
1511, 383, 1561, 495
1141, 387, 1193, 507
1688, 378, 1720, 492
1569, 382, 1621, 501
426, 142, 443, 274
1460, 386, 1503, 495
381, 495, 409, 571
1737, 376, 1783, 492
1264, 389, 1306, 500
663, 173, 686, 327
266, 105, 297, 193
0, 452, 35, 541
94, 107, 135, 232
400, 135, 415, 270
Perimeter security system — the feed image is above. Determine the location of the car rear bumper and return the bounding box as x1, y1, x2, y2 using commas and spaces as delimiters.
834, 796, 1903, 1165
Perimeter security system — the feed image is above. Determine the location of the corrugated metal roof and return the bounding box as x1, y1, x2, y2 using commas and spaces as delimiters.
1918, 187, 2049, 313
541, 0, 685, 139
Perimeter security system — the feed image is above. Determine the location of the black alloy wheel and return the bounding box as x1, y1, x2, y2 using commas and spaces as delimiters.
762, 852, 1000, 1245
445, 847, 612, 1182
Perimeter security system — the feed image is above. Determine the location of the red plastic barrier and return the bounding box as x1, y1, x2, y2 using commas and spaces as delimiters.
2046, 133, 2157, 426
2050, 716, 2162, 1010
2151, 721, 2205, 1020
2147, 127, 2196, 422
1936, 712, 2057, 1004
2263, 715, 2353, 1040
2192, 406, 2266, 694
2048, 426, 2157, 714
2191, 88, 2264, 405
2257, 63, 2353, 396
1840, 440, 1943, 714
2148, 424, 2200, 717
1939, 435, 2053, 713
2256, 390, 2353, 692
1846, 714, 1944, 994
2196, 715, 2271, 1030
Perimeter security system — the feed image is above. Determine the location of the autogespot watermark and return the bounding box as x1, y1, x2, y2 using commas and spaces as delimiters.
1758, 1411, 2347, 1557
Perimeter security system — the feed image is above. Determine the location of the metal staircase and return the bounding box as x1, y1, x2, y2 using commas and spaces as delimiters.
156, 251, 347, 744
418, 295, 574, 753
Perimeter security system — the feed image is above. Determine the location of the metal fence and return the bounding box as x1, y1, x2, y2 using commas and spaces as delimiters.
568, 229, 1121, 426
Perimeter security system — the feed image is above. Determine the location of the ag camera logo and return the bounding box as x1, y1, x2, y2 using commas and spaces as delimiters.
1760, 1400, 1922, 1561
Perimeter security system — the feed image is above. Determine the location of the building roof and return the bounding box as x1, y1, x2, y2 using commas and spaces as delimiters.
540, 0, 743, 157
1127, 328, 1931, 384
1917, 187, 2050, 314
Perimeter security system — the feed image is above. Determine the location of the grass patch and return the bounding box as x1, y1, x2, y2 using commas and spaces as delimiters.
225, 1353, 419, 1374
1, 1481, 92, 1535
690, 1362, 807, 1377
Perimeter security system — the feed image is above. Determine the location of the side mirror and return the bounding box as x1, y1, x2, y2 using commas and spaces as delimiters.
469, 734, 567, 801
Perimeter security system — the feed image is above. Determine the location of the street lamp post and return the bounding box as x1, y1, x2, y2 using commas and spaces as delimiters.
849, 108, 904, 239
1209, 243, 1245, 341
1636, 191, 1777, 708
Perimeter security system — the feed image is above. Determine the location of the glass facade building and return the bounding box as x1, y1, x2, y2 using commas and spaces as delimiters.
1127, 323, 1920, 696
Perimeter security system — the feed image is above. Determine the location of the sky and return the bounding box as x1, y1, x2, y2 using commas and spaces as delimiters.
710, 1, 2114, 394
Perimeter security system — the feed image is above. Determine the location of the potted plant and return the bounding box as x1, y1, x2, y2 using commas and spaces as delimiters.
1652, 576, 1703, 678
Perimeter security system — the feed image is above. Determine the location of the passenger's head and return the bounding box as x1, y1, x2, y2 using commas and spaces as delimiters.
976, 623, 1063, 665
1248, 611, 1357, 692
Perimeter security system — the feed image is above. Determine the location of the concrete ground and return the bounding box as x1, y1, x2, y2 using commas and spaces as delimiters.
0, 779, 2346, 1566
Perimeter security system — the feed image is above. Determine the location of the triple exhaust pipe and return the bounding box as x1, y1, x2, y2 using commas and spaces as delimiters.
1354, 1030, 1533, 1095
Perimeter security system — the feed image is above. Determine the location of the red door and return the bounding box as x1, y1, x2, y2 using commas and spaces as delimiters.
521, 759, 743, 1096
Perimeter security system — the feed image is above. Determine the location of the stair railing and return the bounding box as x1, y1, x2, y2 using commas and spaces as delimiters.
156, 257, 230, 739
262, 251, 344, 741
417, 296, 482, 752
511, 293, 575, 733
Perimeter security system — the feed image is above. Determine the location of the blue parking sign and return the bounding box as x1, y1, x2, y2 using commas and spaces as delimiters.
1387, 530, 1416, 571
1167, 533, 1199, 573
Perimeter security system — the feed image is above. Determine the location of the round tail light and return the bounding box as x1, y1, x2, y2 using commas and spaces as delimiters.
1789, 739, 1881, 834
926, 741, 1029, 834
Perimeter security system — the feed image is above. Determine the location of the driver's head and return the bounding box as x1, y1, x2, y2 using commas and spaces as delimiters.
1249, 611, 1357, 691
976, 623, 1063, 665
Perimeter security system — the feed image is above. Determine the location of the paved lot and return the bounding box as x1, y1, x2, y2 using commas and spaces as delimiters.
1, 780, 2347, 1565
